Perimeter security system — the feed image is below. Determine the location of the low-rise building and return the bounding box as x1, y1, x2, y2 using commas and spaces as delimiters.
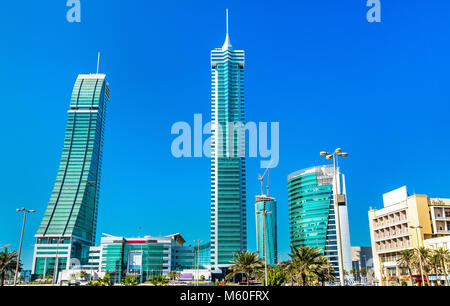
58, 233, 196, 284
368, 186, 450, 286
351, 246, 373, 282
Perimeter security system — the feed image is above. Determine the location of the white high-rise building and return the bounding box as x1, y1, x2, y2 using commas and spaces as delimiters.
210, 10, 247, 274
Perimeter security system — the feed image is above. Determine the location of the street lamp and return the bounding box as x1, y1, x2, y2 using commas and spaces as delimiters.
193, 240, 204, 286
410, 225, 424, 285
320, 148, 348, 286
53, 237, 63, 285
256, 206, 272, 286
14, 208, 35, 286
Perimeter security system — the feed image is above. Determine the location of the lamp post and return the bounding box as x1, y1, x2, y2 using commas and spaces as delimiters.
14, 208, 35, 286
410, 225, 424, 285
194, 240, 204, 286
320, 148, 348, 286
256, 205, 272, 286
53, 237, 62, 285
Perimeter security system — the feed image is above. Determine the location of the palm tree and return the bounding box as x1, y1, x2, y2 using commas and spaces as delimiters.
121, 275, 138, 286
167, 271, 181, 281
280, 260, 296, 286
285, 245, 327, 286
415, 247, 432, 286
360, 267, 367, 283
430, 251, 443, 285
397, 249, 415, 285
227, 251, 263, 285
0, 248, 20, 286
314, 256, 336, 286
434, 248, 450, 286
79, 270, 88, 280
350, 267, 358, 282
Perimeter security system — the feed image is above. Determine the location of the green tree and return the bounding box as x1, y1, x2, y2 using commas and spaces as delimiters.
87, 272, 114, 286
415, 247, 432, 286
397, 249, 415, 285
264, 266, 286, 286
101, 273, 114, 286
167, 271, 181, 281
0, 248, 20, 286
226, 251, 264, 285
434, 248, 450, 286
430, 251, 442, 285
284, 245, 328, 286
350, 267, 358, 281
151, 275, 169, 286
314, 256, 336, 285
79, 270, 88, 280
121, 275, 138, 286
359, 267, 367, 282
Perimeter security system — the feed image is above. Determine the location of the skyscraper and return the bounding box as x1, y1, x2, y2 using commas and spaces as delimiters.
210, 10, 247, 273
287, 165, 352, 281
32, 73, 110, 279
255, 195, 277, 265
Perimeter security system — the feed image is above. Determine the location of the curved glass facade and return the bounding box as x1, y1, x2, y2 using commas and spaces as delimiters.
33, 74, 110, 278
287, 165, 340, 275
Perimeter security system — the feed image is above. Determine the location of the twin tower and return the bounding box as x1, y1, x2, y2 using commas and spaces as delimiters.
31, 11, 252, 277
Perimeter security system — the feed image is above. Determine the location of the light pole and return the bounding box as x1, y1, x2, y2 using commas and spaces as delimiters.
53, 237, 62, 285
194, 240, 203, 286
256, 205, 272, 286
14, 208, 35, 286
410, 225, 424, 285
320, 148, 348, 286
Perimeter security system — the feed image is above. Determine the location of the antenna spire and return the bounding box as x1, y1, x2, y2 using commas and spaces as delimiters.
226, 8, 229, 36
221, 9, 232, 50
96, 52, 101, 74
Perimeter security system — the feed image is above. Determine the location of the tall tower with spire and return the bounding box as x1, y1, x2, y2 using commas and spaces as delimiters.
210, 9, 247, 273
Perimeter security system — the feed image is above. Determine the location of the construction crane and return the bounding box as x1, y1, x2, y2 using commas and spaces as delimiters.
257, 160, 273, 196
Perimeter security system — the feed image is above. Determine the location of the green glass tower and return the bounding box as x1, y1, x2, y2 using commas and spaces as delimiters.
210, 10, 247, 273
255, 195, 277, 265
32, 74, 110, 279
287, 165, 352, 280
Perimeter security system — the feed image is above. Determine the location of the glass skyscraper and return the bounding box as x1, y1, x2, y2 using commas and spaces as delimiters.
32, 73, 110, 279
210, 10, 247, 272
255, 195, 277, 265
287, 165, 352, 279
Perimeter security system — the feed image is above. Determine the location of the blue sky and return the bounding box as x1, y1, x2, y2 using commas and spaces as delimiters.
1, 0, 450, 269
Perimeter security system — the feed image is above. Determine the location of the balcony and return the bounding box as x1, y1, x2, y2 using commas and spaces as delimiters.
376, 243, 411, 254
374, 230, 409, 242
373, 218, 408, 230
